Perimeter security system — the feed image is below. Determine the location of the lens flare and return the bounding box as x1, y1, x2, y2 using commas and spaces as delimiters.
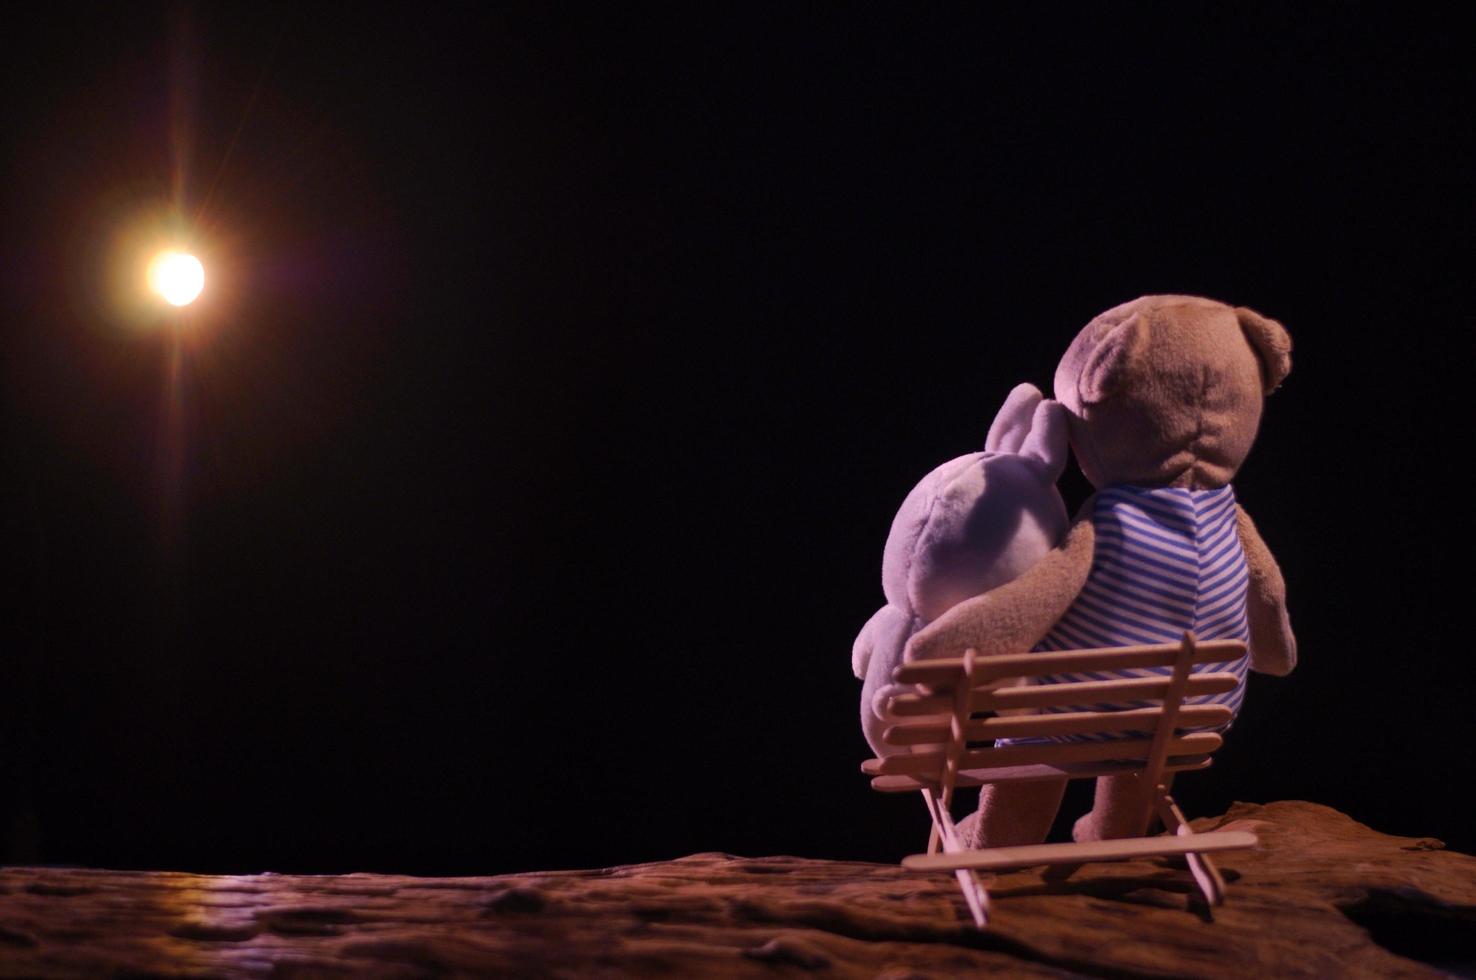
148, 251, 205, 306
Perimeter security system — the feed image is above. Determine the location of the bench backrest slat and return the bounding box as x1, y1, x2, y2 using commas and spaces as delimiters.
888, 671, 1239, 717
870, 730, 1223, 776
883, 703, 1233, 746
893, 639, 1245, 688
865, 637, 1246, 788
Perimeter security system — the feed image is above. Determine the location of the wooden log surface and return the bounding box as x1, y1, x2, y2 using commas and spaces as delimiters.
1, 801, 1473, 978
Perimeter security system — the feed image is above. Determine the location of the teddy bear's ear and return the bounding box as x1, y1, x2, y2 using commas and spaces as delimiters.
1077, 313, 1149, 405
1236, 306, 1292, 392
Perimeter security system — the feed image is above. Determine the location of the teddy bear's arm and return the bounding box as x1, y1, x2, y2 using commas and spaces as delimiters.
1235, 505, 1297, 676
902, 503, 1095, 663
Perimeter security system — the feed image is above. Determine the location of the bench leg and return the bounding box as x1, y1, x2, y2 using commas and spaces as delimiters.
1154, 791, 1227, 907
923, 788, 991, 928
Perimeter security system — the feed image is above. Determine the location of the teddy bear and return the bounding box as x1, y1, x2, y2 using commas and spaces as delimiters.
902, 295, 1297, 849
853, 383, 1069, 758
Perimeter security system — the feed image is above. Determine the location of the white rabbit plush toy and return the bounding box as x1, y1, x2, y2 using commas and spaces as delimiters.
852, 384, 1070, 756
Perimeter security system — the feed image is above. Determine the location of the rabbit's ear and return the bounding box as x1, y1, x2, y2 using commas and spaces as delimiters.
1018, 398, 1070, 483
984, 383, 1044, 453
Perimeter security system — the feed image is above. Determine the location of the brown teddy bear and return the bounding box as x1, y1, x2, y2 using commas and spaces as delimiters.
903, 294, 1297, 848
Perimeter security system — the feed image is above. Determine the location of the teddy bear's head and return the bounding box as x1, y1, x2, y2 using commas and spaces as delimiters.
1053, 295, 1292, 490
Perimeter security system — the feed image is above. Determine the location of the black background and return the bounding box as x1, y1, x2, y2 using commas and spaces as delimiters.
2, 5, 1467, 875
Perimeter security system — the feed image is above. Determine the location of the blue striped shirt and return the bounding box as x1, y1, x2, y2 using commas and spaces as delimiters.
1004, 484, 1250, 743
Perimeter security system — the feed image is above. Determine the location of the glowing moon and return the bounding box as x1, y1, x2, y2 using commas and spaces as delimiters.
148, 251, 205, 307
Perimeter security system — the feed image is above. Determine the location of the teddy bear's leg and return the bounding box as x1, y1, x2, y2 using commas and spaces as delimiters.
1072, 773, 1153, 842
957, 778, 1067, 849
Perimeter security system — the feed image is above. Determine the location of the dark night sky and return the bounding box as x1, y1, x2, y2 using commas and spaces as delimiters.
2, 5, 1468, 875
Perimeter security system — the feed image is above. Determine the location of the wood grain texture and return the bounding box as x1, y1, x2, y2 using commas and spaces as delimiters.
1, 801, 1472, 978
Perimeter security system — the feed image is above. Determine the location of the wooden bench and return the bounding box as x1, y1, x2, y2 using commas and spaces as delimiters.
862, 631, 1258, 928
